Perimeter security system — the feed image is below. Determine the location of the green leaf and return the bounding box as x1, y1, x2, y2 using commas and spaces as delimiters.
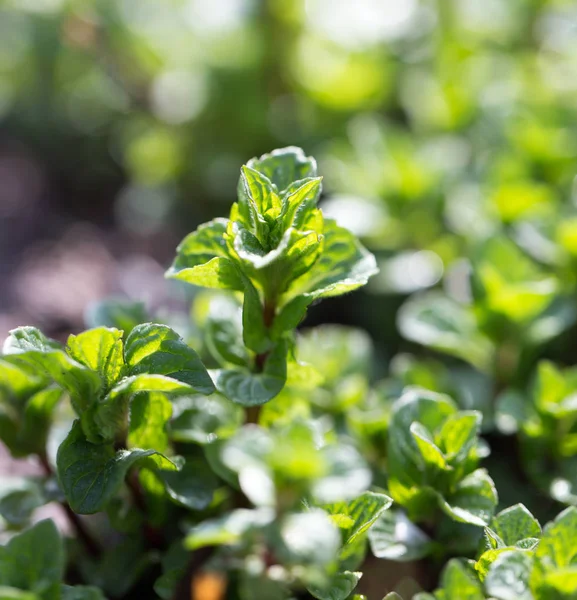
3, 328, 102, 415
489, 504, 541, 548
213, 340, 288, 406
0, 387, 62, 457
61, 586, 106, 600
167, 218, 235, 282
170, 394, 242, 445
397, 292, 493, 372
279, 510, 341, 566
436, 411, 481, 462
410, 422, 448, 471
124, 323, 215, 394
286, 220, 377, 301
535, 506, 577, 571
439, 469, 498, 527
239, 165, 280, 218
368, 509, 432, 562
85, 298, 148, 335
157, 460, 218, 510
0, 520, 64, 600
484, 551, 533, 600
204, 296, 250, 367
57, 421, 178, 513
185, 508, 274, 550
127, 392, 172, 453
439, 559, 484, 600
170, 256, 245, 291
66, 328, 124, 390
246, 146, 317, 193
0, 479, 46, 527
280, 177, 323, 230
307, 571, 362, 600
387, 388, 456, 507
326, 491, 392, 547
92, 374, 194, 442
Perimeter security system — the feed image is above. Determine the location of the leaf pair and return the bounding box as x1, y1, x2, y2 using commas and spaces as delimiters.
167, 147, 377, 406
387, 388, 497, 527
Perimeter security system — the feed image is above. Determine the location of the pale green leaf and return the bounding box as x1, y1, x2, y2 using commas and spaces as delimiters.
66, 328, 124, 390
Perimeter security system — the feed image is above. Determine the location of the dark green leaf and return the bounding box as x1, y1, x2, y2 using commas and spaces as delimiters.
213, 340, 287, 406
0, 520, 64, 600
157, 460, 219, 510
57, 421, 178, 514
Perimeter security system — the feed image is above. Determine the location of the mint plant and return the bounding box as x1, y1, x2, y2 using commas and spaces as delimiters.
1, 147, 577, 600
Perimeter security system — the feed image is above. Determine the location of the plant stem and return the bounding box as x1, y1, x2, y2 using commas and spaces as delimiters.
38, 454, 102, 558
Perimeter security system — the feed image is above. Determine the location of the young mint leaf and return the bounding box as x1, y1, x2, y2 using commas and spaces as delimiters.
3, 328, 102, 416
127, 391, 172, 452
124, 323, 215, 394
534, 506, 577, 572
436, 411, 482, 463
167, 218, 233, 275
66, 327, 124, 390
490, 504, 541, 548
280, 177, 323, 231
57, 421, 179, 513
484, 550, 533, 600
284, 220, 377, 302
239, 165, 281, 221
307, 570, 362, 600
213, 340, 287, 406
387, 388, 456, 507
246, 147, 317, 191
439, 559, 484, 600
368, 509, 432, 561
0, 520, 64, 600
410, 422, 448, 472
325, 491, 393, 546
439, 468, 498, 527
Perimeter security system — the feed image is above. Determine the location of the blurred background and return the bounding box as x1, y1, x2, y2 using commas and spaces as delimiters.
2, 0, 577, 355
